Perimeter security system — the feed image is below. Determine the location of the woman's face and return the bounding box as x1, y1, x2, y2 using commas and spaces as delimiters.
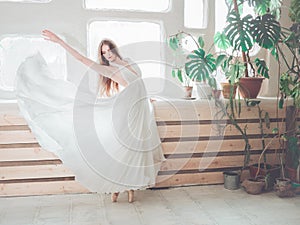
101, 44, 117, 62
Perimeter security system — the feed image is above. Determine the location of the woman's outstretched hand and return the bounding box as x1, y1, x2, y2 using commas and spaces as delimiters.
42, 30, 61, 43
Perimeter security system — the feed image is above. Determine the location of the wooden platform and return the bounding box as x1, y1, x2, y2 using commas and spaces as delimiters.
153, 99, 288, 187
0, 99, 296, 196
0, 114, 89, 197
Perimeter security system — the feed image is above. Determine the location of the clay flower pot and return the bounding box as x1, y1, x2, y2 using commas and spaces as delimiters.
241, 178, 265, 195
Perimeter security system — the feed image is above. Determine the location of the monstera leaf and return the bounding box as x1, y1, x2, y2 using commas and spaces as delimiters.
185, 49, 216, 82
251, 14, 281, 49
214, 32, 231, 50
225, 11, 254, 52
255, 58, 269, 78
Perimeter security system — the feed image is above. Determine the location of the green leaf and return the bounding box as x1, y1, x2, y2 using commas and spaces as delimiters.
255, 58, 269, 78
224, 12, 254, 52
185, 48, 217, 82
172, 69, 176, 78
177, 69, 183, 83
214, 32, 231, 50
216, 54, 227, 67
251, 14, 281, 49
198, 36, 205, 48
272, 127, 279, 134
278, 97, 284, 108
169, 37, 179, 51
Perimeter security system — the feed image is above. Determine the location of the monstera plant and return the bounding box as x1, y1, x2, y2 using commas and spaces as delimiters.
168, 31, 226, 98
214, 0, 282, 99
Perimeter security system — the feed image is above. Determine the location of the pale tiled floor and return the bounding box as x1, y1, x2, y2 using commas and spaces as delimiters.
0, 185, 300, 225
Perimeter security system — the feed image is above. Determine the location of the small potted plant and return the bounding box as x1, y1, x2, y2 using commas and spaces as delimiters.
168, 31, 226, 99
168, 33, 194, 98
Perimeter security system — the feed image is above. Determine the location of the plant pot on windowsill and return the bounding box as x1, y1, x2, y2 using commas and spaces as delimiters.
220, 82, 237, 99
183, 86, 193, 99
238, 77, 265, 99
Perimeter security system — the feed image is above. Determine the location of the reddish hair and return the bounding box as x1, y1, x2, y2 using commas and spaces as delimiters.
98, 39, 122, 97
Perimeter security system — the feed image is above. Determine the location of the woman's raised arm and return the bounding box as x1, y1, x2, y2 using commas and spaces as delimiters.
41, 30, 117, 78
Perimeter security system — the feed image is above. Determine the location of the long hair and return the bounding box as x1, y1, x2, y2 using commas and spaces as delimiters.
98, 39, 122, 97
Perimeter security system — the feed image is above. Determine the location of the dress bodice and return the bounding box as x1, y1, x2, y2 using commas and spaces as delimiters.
110, 58, 141, 85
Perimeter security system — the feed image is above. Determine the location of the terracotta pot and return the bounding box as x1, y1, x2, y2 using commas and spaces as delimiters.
212, 90, 221, 99
249, 163, 281, 188
220, 82, 237, 99
285, 166, 300, 183
241, 178, 265, 195
183, 86, 193, 98
238, 77, 264, 99
274, 178, 294, 197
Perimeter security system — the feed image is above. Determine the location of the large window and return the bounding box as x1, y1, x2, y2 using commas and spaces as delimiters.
88, 21, 164, 78
0, 36, 67, 91
0, 0, 51, 2
84, 0, 170, 12
184, 0, 208, 29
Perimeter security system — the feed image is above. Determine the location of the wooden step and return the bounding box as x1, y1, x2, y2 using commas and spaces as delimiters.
0, 130, 39, 148
0, 147, 61, 167
0, 165, 74, 184
0, 114, 29, 131
0, 181, 90, 197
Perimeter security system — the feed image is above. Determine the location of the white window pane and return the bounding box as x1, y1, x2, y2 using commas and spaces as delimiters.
0, 0, 51, 2
88, 21, 164, 79
184, 0, 208, 29
84, 0, 170, 12
0, 36, 67, 91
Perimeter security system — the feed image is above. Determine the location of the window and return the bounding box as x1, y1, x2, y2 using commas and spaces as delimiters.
0, 36, 67, 91
184, 0, 208, 29
88, 21, 164, 78
0, 0, 51, 2
84, 0, 170, 12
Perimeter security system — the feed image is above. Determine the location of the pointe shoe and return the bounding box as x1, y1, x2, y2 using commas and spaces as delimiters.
111, 192, 119, 202
128, 190, 134, 203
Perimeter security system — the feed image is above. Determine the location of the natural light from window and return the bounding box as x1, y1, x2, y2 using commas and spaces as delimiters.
84, 0, 170, 12
0, 0, 51, 2
0, 36, 67, 91
88, 21, 164, 78
184, 0, 207, 29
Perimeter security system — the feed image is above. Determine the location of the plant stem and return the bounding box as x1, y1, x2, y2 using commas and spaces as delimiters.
232, 0, 249, 77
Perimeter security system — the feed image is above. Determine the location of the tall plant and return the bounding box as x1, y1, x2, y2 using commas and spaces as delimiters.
214, 0, 282, 79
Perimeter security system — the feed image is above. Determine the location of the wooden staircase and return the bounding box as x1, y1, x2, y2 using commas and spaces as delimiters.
0, 114, 89, 197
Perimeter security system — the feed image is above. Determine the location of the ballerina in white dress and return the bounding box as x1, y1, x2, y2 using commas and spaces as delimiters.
16, 30, 165, 203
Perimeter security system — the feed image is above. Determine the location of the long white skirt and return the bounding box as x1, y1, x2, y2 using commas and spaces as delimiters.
16, 53, 165, 193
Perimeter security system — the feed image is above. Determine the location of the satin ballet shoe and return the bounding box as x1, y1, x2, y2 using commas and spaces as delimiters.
111, 192, 119, 202
128, 190, 134, 203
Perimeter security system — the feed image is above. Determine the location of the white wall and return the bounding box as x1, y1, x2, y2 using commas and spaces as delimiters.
0, 0, 293, 102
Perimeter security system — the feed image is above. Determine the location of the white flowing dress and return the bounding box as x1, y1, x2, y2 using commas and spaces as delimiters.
16, 53, 165, 193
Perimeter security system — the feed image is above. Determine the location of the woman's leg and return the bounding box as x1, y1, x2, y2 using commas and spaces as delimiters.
111, 192, 119, 202
127, 190, 134, 203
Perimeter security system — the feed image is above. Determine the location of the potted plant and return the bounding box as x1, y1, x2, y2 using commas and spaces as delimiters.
168, 31, 226, 99
277, 0, 300, 192
168, 34, 194, 98
214, 0, 283, 99
245, 101, 281, 189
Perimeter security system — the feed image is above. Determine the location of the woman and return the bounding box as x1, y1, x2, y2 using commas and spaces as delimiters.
16, 30, 165, 203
